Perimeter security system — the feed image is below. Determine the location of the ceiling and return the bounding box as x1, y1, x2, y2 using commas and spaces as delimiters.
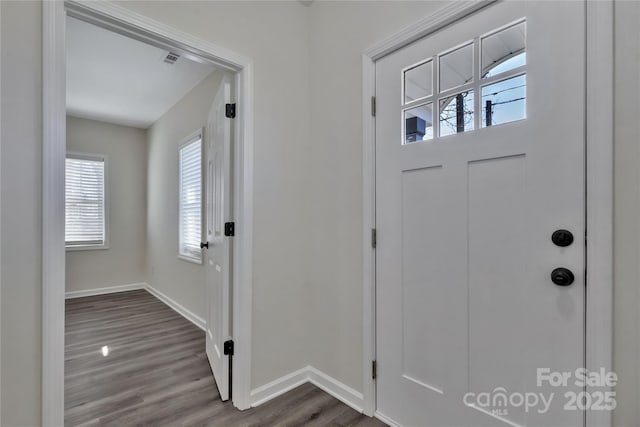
66, 16, 217, 129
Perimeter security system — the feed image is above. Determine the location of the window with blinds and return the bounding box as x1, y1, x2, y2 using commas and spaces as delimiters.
179, 136, 203, 263
65, 154, 107, 248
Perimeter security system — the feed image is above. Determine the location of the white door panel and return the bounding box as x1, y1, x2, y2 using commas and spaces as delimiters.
375, 2, 585, 426
205, 75, 233, 401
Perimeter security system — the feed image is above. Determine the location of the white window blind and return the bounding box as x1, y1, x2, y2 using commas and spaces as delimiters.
65, 155, 106, 247
179, 137, 202, 262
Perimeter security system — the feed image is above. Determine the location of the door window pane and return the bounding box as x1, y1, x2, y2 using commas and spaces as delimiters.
404, 60, 433, 104
481, 75, 526, 127
439, 90, 474, 137
404, 103, 434, 144
439, 43, 473, 92
482, 21, 526, 78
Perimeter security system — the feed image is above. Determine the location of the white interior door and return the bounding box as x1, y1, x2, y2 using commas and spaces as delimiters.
205, 74, 233, 401
375, 2, 585, 426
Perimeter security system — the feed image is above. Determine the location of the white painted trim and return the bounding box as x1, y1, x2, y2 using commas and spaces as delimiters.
43, 2, 255, 424
250, 366, 364, 414
362, 1, 497, 417
64, 1, 249, 71
374, 411, 401, 427
250, 367, 309, 407
231, 56, 255, 413
177, 128, 203, 150
42, 1, 67, 425
65, 243, 110, 252
64, 283, 147, 299
361, 52, 376, 417
144, 284, 206, 331
64, 282, 206, 331
585, 2, 614, 427
0, 1, 3, 421
307, 366, 364, 413
361, 1, 614, 425
363, 0, 497, 61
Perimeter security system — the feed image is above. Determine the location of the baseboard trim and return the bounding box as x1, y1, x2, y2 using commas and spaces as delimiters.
65, 282, 206, 332
250, 366, 309, 407
375, 411, 401, 427
307, 366, 364, 413
67, 287, 364, 414
250, 366, 364, 413
65, 282, 146, 299
144, 284, 206, 331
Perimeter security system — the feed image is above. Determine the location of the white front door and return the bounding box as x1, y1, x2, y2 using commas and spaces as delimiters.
205, 74, 233, 401
375, 2, 585, 426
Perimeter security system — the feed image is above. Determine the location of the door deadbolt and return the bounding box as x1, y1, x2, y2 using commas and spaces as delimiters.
551, 267, 575, 286
551, 229, 574, 247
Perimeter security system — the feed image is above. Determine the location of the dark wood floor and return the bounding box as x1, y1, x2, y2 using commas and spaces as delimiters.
65, 289, 385, 426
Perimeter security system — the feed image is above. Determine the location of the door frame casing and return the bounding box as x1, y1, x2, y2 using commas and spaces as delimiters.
42, 1, 255, 424
360, 2, 613, 426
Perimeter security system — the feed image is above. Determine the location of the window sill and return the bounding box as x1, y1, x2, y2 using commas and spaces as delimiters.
66, 244, 109, 252
178, 254, 202, 265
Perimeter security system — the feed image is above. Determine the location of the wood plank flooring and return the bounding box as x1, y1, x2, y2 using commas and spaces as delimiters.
65, 289, 385, 426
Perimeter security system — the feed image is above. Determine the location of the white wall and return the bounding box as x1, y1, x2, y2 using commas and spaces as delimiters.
1, 1, 639, 425
306, 1, 445, 392
613, 1, 640, 426
120, 1, 640, 418
1, 2, 42, 425
65, 116, 147, 293
146, 70, 224, 318
115, 1, 314, 390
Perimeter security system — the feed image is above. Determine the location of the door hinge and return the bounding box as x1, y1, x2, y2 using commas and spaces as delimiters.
224, 222, 235, 237
226, 103, 236, 119
372, 360, 377, 380
371, 96, 376, 117
224, 340, 234, 356
371, 228, 377, 249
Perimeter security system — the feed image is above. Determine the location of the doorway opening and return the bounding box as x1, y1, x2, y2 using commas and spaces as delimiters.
43, 2, 254, 424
